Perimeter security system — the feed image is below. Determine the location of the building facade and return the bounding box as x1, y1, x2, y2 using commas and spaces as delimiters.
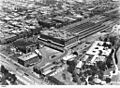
17, 52, 41, 67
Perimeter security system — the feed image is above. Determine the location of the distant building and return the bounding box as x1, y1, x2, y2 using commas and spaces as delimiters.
17, 52, 41, 67
0, 34, 18, 44
38, 19, 56, 28
83, 0, 95, 4
40, 0, 57, 5
39, 21, 100, 48
74, 0, 84, 3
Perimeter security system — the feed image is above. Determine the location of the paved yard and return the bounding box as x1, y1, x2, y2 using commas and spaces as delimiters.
36, 46, 64, 67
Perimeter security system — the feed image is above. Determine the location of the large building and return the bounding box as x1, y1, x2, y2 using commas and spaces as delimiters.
39, 30, 78, 47
76, 41, 112, 69
84, 41, 112, 64
39, 19, 107, 48
17, 52, 41, 67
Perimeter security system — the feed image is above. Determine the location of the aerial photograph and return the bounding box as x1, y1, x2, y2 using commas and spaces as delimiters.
0, 0, 120, 86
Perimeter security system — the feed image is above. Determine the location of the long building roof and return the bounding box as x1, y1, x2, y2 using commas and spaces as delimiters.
18, 52, 38, 61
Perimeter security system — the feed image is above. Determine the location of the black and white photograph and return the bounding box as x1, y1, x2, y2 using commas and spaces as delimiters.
0, 0, 120, 87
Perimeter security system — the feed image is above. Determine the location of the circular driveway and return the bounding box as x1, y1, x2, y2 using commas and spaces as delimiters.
36, 46, 68, 67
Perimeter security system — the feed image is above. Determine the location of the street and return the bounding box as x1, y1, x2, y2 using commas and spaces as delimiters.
0, 52, 47, 85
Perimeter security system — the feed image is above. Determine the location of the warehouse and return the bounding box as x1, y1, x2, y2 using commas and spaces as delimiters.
17, 52, 41, 67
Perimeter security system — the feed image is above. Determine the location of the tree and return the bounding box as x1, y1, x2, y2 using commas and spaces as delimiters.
73, 51, 78, 56
62, 73, 66, 80
80, 76, 86, 84
1, 80, 8, 85
88, 76, 95, 85
72, 74, 79, 83
1, 65, 9, 75
67, 60, 76, 74
10, 74, 17, 84
86, 69, 92, 76
106, 49, 114, 68
96, 61, 107, 71
105, 77, 111, 83
72, 71, 79, 83
90, 65, 98, 73
109, 36, 116, 46
97, 70, 104, 80
33, 67, 42, 75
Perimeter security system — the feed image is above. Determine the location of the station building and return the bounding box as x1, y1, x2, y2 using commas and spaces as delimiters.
38, 19, 105, 48
39, 33, 78, 47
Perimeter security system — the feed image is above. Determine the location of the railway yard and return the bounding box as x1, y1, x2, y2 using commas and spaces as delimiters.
0, 0, 120, 85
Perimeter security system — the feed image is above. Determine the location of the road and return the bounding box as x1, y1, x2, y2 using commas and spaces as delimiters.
36, 17, 119, 68
110, 47, 120, 84
0, 52, 48, 85
0, 42, 69, 85
116, 47, 120, 70
36, 45, 68, 67
0, 72, 24, 85
0, 55, 34, 85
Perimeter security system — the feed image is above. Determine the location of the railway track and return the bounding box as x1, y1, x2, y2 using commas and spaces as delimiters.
77, 22, 103, 34
77, 16, 119, 39
39, 18, 118, 49
79, 20, 117, 40
79, 26, 107, 39
66, 22, 95, 33
62, 15, 101, 31
66, 15, 113, 34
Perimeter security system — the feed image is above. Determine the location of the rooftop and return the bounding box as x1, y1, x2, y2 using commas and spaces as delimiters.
13, 39, 35, 47
49, 65, 76, 85
0, 33, 16, 40
41, 29, 76, 40
85, 41, 112, 63
18, 52, 38, 61
86, 41, 112, 56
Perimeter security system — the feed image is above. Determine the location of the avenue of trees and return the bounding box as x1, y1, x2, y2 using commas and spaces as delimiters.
0, 65, 17, 85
